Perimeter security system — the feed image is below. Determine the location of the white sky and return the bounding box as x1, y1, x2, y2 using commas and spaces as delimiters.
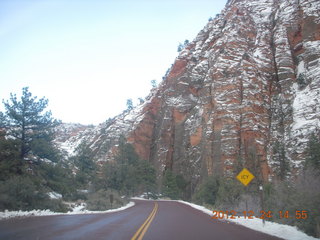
0, 0, 227, 125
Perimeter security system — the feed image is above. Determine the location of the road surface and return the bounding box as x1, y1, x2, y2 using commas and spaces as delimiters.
0, 200, 283, 240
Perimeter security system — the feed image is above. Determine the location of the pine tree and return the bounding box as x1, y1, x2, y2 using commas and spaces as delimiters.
0, 132, 20, 179
72, 142, 96, 186
177, 43, 184, 52
163, 170, 179, 199
1, 87, 59, 163
306, 133, 320, 170
273, 140, 289, 180
100, 136, 156, 196
150, 79, 157, 88
126, 99, 133, 111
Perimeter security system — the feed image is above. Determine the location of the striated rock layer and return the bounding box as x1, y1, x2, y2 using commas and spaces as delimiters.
55, 0, 320, 192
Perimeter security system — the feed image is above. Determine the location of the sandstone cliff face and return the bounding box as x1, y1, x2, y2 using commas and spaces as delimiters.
55, 0, 320, 191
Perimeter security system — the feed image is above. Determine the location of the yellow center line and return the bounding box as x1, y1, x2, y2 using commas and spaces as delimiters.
131, 202, 158, 240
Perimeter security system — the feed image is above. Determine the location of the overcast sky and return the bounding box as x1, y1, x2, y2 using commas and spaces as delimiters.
0, 0, 227, 125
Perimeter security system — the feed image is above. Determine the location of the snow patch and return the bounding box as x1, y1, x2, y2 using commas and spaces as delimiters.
47, 192, 62, 200
0, 202, 135, 220
165, 200, 318, 240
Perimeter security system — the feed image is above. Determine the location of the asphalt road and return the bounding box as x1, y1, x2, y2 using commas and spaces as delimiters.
0, 200, 283, 240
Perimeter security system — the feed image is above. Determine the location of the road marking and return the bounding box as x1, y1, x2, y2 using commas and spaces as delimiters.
131, 202, 158, 240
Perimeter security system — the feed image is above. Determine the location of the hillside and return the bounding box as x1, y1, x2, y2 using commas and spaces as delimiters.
55, 0, 320, 186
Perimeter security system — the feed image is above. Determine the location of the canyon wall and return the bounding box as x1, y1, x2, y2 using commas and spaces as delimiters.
55, 0, 320, 191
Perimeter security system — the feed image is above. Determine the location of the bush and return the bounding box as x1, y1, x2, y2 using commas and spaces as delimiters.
37, 162, 77, 198
193, 176, 219, 205
86, 189, 127, 211
215, 178, 244, 209
162, 170, 182, 200
297, 73, 308, 90
193, 176, 244, 207
265, 168, 320, 237
0, 136, 22, 178
98, 137, 157, 197
0, 175, 69, 212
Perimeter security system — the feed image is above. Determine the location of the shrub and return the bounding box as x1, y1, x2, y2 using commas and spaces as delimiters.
193, 176, 219, 205
215, 178, 245, 209
0, 175, 69, 212
86, 189, 127, 211
265, 168, 320, 237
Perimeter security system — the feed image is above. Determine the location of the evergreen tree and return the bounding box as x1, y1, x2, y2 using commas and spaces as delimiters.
126, 99, 133, 111
177, 43, 184, 52
116, 135, 139, 165
162, 170, 179, 199
0, 112, 5, 128
137, 160, 156, 195
273, 141, 289, 180
1, 87, 59, 171
99, 136, 156, 196
305, 133, 320, 170
193, 176, 219, 205
72, 142, 96, 186
177, 40, 189, 52
138, 98, 145, 105
0, 132, 20, 179
151, 79, 157, 88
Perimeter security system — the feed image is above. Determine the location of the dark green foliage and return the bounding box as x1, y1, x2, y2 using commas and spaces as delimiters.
71, 142, 97, 187
137, 159, 157, 194
138, 98, 145, 104
1, 87, 59, 162
264, 169, 320, 238
0, 175, 69, 212
116, 136, 139, 165
101, 162, 122, 191
175, 174, 188, 197
305, 133, 320, 170
162, 170, 187, 200
297, 73, 308, 90
0, 88, 78, 211
193, 176, 219, 205
193, 176, 244, 207
273, 141, 290, 180
177, 39, 189, 52
215, 178, 244, 208
86, 189, 127, 211
0, 135, 21, 180
98, 137, 156, 196
31, 136, 61, 162
37, 162, 77, 199
177, 43, 184, 52
126, 99, 133, 111
162, 170, 180, 199
150, 79, 157, 88
0, 112, 5, 128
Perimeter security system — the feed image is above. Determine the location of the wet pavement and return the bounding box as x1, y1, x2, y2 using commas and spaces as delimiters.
0, 200, 283, 240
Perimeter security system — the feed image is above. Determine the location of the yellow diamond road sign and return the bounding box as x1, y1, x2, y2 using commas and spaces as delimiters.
236, 168, 255, 186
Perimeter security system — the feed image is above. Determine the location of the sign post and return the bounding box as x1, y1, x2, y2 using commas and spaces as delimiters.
236, 168, 255, 215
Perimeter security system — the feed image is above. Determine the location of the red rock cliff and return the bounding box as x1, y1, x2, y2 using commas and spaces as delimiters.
56, 0, 320, 192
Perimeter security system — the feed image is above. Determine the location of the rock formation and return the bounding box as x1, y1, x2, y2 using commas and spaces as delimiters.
55, 0, 320, 192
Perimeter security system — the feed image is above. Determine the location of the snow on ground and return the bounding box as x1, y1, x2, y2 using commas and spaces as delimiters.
47, 191, 62, 200
0, 201, 135, 220
175, 200, 318, 240
133, 197, 317, 240
1, 197, 317, 240
132, 196, 317, 240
